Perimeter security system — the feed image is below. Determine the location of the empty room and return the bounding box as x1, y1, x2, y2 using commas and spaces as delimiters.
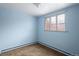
0, 3, 79, 56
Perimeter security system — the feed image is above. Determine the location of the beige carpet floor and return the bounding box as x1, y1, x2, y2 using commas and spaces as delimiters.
0, 44, 65, 56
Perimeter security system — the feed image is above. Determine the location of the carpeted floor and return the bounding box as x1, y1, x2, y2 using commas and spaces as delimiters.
0, 44, 65, 56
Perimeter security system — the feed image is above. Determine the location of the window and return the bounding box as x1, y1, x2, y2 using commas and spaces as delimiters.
57, 14, 65, 31
50, 16, 56, 31
44, 18, 50, 31
45, 14, 65, 32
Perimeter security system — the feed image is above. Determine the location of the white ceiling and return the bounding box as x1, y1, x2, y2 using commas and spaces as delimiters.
0, 3, 75, 16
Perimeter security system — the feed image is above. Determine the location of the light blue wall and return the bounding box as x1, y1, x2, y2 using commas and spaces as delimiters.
0, 7, 37, 51
0, 4, 79, 55
38, 5, 79, 55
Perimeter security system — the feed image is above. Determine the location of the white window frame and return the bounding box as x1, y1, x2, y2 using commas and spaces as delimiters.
44, 13, 65, 32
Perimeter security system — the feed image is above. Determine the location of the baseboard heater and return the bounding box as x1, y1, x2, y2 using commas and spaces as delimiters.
0, 42, 37, 54
38, 41, 74, 56
0, 41, 74, 56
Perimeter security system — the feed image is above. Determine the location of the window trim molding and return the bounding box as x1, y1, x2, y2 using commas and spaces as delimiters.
44, 13, 67, 32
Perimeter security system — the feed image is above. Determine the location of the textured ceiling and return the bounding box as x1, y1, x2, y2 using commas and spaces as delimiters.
0, 3, 75, 16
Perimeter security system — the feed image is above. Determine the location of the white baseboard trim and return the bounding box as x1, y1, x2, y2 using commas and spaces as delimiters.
1, 42, 37, 54
38, 41, 74, 56
0, 41, 74, 56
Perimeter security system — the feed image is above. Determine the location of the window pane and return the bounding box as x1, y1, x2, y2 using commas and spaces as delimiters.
57, 23, 65, 31
51, 16, 56, 24
50, 16, 56, 31
45, 18, 50, 31
57, 14, 65, 31
57, 14, 65, 23
50, 24, 56, 31
45, 18, 50, 23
